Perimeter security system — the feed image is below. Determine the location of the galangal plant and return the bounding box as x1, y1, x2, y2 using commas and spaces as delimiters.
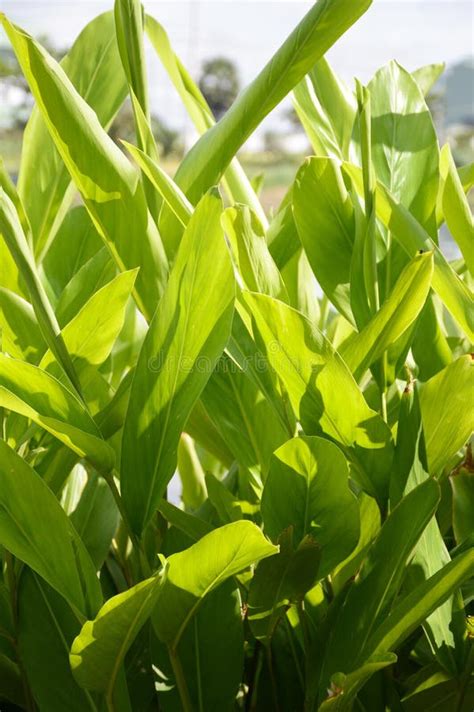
0, 0, 472, 710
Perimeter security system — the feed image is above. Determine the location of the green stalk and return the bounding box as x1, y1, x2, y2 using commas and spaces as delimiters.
168, 646, 194, 712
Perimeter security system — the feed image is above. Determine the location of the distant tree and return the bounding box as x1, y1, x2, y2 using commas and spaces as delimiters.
108, 99, 182, 158
198, 57, 239, 120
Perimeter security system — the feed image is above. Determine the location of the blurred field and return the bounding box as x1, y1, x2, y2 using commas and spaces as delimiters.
0, 128, 305, 216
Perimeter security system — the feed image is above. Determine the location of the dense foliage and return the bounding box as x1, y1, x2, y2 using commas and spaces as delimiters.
0, 0, 472, 710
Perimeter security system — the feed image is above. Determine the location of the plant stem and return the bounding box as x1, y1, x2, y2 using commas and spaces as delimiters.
169, 646, 194, 712
103, 470, 151, 578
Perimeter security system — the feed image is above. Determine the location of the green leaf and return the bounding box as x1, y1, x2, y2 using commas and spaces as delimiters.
18, 12, 128, 259
0, 14, 167, 321
243, 292, 393, 501
321, 479, 440, 688
0, 189, 81, 393
145, 13, 267, 240
121, 190, 235, 535
70, 571, 164, 698
319, 654, 397, 710
293, 56, 357, 161
437, 143, 474, 274
0, 287, 45, 362
451, 466, 474, 546
151, 581, 244, 712
152, 521, 278, 649
123, 141, 193, 229
412, 62, 445, 97
70, 473, 119, 569
0, 355, 115, 472
18, 571, 98, 712
344, 162, 474, 340
292, 157, 355, 322
40, 269, 137, 377
201, 354, 289, 482
420, 355, 474, 474
248, 529, 321, 643
0, 441, 101, 618
261, 436, 359, 578
171, 0, 372, 209
42, 206, 105, 304
340, 251, 434, 378
364, 549, 474, 659
368, 61, 439, 234
222, 205, 287, 301
55, 247, 116, 329
158, 500, 213, 542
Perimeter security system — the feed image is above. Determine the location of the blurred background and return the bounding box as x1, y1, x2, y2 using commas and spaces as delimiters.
1, 0, 473, 214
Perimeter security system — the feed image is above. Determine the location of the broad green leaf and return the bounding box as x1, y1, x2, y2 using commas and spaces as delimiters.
18, 571, 98, 712
222, 205, 287, 300
293, 57, 357, 161
451, 466, 474, 546
0, 654, 25, 709
0, 14, 168, 322
18, 12, 128, 258
458, 162, 474, 193
318, 654, 397, 711
364, 549, 474, 659
0, 287, 45, 362
55, 247, 116, 328
437, 143, 474, 274
261, 436, 359, 578
248, 529, 321, 643
420, 355, 474, 474
158, 500, 213, 542
205, 473, 244, 525
344, 163, 474, 340
0, 189, 81, 393
121, 190, 235, 535
321, 479, 440, 688
0, 355, 115, 472
70, 571, 164, 697
281, 248, 321, 325
185, 400, 234, 468
171, 0, 372, 208
42, 206, 105, 303
391, 384, 467, 675
243, 292, 393, 501
153, 521, 278, 648
332, 492, 381, 594
0, 441, 101, 618
70, 473, 119, 569
40, 270, 137, 377
340, 251, 434, 378
412, 62, 445, 97
201, 354, 289, 482
403, 676, 474, 712
293, 157, 355, 322
368, 61, 439, 234
151, 581, 244, 712
411, 295, 452, 380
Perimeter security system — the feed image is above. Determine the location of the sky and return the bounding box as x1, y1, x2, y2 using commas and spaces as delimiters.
1, 0, 473, 138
